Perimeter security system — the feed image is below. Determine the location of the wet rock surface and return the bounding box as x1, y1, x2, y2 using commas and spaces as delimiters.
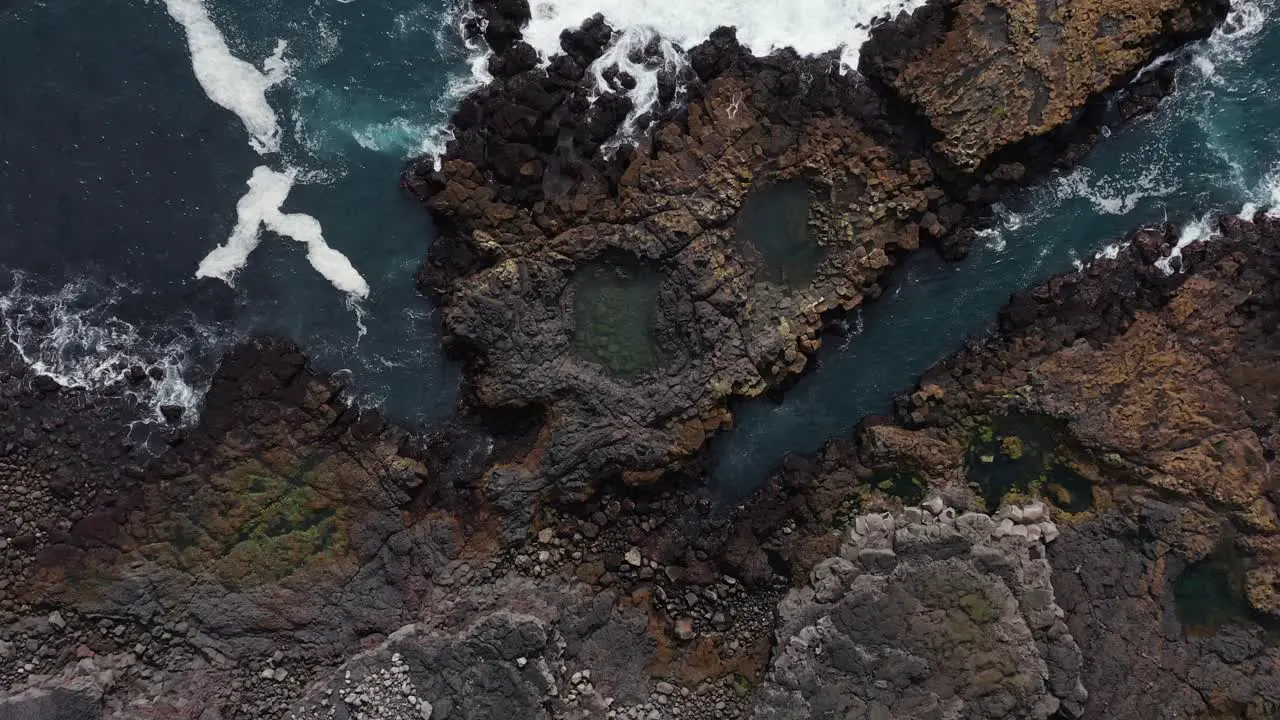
1051, 508, 1280, 719
407, 0, 1226, 498
5, 217, 1279, 718
745, 214, 1280, 718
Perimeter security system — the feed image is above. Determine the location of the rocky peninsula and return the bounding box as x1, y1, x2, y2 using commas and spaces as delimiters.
5, 0, 1278, 718
405, 0, 1228, 500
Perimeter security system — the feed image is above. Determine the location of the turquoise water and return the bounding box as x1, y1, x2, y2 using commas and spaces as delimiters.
711, 1, 1280, 496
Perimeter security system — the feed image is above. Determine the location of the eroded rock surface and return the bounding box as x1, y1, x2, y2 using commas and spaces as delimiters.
288, 577, 658, 720
1, 1, 1265, 717
408, 0, 1226, 498
741, 214, 1280, 718
861, 0, 1229, 169
22, 339, 450, 661
751, 502, 1085, 719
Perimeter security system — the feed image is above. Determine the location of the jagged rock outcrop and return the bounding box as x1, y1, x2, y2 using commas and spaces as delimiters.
21, 339, 452, 662
1, 1, 1262, 717
1051, 507, 1280, 719
7, 214, 1278, 719
407, 0, 1226, 500
0, 684, 102, 720
750, 501, 1086, 719
861, 0, 1229, 170
1, 339, 495, 719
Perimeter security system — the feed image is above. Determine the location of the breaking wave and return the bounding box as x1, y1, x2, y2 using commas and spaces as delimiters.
160, 0, 292, 154
513, 0, 928, 143
0, 275, 223, 424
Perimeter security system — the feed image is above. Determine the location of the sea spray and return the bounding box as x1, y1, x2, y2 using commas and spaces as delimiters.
0, 274, 217, 424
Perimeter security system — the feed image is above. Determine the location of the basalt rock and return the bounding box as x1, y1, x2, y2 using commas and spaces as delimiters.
11, 338, 477, 692
750, 502, 1086, 719
407, 0, 1226, 500
1050, 507, 1280, 719
289, 579, 658, 720
860, 0, 1229, 171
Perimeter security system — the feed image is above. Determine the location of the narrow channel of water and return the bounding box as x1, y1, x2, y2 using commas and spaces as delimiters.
711, 2, 1280, 499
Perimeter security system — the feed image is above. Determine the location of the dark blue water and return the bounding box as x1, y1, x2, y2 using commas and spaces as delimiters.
0, 0, 1275, 487
0, 0, 473, 422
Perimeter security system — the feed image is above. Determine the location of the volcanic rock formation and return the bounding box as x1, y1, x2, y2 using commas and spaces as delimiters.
860, 0, 1230, 170
407, 0, 1228, 500
4, 0, 1271, 717
751, 501, 1086, 719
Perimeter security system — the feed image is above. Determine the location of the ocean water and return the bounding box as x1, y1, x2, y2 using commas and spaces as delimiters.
0, 0, 1275, 484
0, 0, 478, 423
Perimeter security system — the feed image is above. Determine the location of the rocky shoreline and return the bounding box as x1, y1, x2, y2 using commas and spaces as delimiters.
404, 0, 1229, 501
5, 212, 1279, 719
5, 0, 1279, 718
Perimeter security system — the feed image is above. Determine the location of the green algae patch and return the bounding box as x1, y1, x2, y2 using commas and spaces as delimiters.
147, 453, 353, 590
869, 467, 927, 505
572, 258, 664, 379
964, 415, 1093, 512
733, 181, 823, 287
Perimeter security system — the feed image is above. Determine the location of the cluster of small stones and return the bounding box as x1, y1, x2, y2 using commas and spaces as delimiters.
430, 554, 514, 588
290, 653, 433, 720
0, 601, 325, 720
228, 653, 313, 720
0, 463, 59, 598
601, 676, 752, 720
512, 496, 784, 650
2, 609, 193, 692
0, 401, 128, 601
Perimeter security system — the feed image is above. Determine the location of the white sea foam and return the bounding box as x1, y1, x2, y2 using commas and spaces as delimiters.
165, 0, 369, 301
1252, 164, 1280, 217
161, 0, 292, 154
1054, 166, 1178, 216
416, 1, 494, 163
1207, 1, 1267, 56
530, 0, 926, 145
1156, 210, 1220, 274
521, 0, 922, 70
1189, 1, 1269, 85
978, 229, 1007, 252
351, 117, 439, 154
1094, 243, 1124, 260
421, 0, 927, 156
197, 167, 370, 298
0, 275, 214, 424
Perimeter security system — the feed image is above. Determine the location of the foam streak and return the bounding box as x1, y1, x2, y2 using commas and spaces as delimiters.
196, 167, 370, 298
161, 0, 291, 154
